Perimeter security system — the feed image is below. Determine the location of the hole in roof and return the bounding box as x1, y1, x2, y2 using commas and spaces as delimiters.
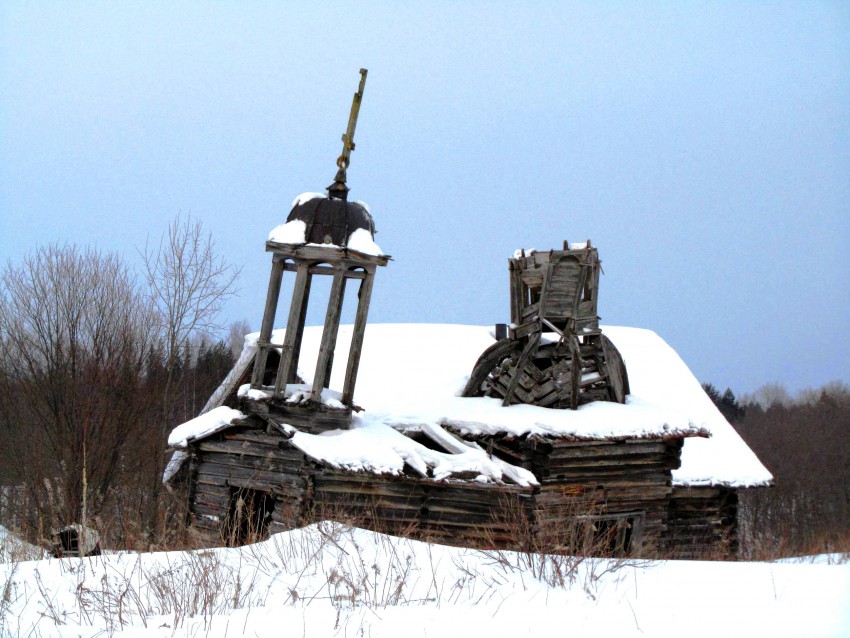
404, 431, 453, 454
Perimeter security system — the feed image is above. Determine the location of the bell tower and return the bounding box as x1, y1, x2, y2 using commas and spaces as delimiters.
248, 69, 389, 430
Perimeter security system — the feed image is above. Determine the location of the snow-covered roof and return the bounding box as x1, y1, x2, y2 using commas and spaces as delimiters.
169, 323, 773, 488
167, 406, 247, 449
288, 421, 537, 486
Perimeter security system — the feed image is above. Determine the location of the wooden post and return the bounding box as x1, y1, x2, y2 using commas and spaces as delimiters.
275, 263, 311, 397
311, 266, 347, 402
569, 334, 581, 410
251, 258, 285, 387
341, 268, 375, 405
288, 272, 313, 384
509, 259, 523, 326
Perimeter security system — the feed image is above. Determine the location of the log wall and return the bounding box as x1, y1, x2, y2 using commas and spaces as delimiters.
667, 486, 738, 559
310, 471, 533, 548
184, 423, 735, 558
186, 424, 310, 545
482, 436, 683, 556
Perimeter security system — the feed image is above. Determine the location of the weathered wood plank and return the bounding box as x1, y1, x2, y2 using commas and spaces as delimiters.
281, 262, 366, 279
311, 265, 347, 402
342, 269, 375, 406
251, 259, 286, 387
275, 262, 311, 394
198, 439, 304, 461
265, 242, 389, 266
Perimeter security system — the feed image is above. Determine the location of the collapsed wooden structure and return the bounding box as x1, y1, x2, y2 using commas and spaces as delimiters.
462, 244, 628, 409
165, 73, 771, 559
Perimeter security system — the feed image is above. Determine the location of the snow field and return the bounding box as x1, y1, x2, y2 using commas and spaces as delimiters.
1, 523, 848, 638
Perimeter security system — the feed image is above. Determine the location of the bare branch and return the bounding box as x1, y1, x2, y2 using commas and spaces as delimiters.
142, 214, 241, 367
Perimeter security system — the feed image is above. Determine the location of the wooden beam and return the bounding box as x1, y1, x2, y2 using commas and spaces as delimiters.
275, 263, 311, 397
251, 259, 285, 387
341, 269, 375, 405
282, 262, 367, 279
288, 273, 313, 384
265, 242, 389, 267
509, 259, 523, 325
311, 266, 347, 402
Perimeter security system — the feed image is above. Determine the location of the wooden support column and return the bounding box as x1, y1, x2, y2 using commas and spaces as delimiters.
568, 334, 581, 410
251, 258, 286, 387
509, 259, 523, 326
275, 263, 311, 397
341, 268, 375, 406
311, 266, 347, 402
288, 272, 313, 384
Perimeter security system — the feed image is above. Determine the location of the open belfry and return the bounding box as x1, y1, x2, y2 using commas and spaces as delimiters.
248, 69, 389, 431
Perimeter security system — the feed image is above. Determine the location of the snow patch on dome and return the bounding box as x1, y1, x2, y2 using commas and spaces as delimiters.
269, 219, 307, 244
290, 192, 325, 209
346, 227, 384, 256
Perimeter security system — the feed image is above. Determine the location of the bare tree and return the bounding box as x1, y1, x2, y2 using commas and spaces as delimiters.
0, 245, 156, 534
228, 319, 252, 360
141, 215, 240, 534
735, 389, 850, 557
143, 215, 241, 370
739, 382, 793, 410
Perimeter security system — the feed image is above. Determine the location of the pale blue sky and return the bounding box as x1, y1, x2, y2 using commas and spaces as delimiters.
1, 1, 848, 394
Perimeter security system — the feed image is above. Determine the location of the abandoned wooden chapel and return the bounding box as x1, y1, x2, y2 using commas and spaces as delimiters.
165, 71, 773, 559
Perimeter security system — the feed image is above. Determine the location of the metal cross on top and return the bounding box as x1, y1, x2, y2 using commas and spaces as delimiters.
328, 68, 368, 200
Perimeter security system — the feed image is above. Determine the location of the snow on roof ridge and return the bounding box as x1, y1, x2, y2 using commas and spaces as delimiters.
167, 406, 246, 449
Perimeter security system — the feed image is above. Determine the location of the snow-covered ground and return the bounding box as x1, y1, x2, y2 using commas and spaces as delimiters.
0, 524, 46, 564
1, 523, 848, 638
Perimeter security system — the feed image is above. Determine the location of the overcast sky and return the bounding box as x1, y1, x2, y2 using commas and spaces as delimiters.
1, 2, 847, 395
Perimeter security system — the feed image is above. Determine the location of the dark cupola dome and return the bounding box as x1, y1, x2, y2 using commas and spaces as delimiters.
285, 192, 376, 247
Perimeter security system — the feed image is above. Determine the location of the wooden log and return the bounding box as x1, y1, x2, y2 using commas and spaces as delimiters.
342, 268, 375, 406
251, 259, 285, 387
196, 461, 301, 484
190, 501, 228, 520
194, 492, 230, 511
193, 483, 231, 499
281, 262, 366, 279
275, 262, 311, 394
520, 271, 544, 287
198, 439, 304, 461
199, 450, 303, 473
311, 265, 347, 402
